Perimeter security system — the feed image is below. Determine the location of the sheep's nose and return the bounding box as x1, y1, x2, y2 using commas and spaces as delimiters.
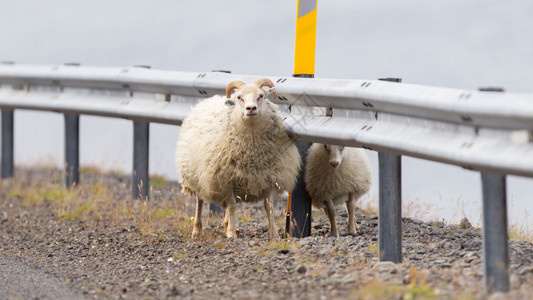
330, 161, 339, 168
246, 105, 257, 112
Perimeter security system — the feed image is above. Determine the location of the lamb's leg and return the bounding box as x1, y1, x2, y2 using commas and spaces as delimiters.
264, 188, 280, 240
346, 193, 360, 234
225, 192, 237, 238
192, 197, 203, 238
323, 199, 338, 237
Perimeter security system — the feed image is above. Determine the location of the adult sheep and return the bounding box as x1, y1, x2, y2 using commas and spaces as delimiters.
305, 144, 371, 237
176, 78, 301, 239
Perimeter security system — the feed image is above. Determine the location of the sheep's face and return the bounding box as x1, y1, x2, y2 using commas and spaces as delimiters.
324, 144, 345, 169
226, 79, 276, 122
233, 85, 269, 119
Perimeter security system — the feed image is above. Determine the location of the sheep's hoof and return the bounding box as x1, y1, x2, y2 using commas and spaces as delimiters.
348, 227, 362, 236
192, 224, 202, 238
226, 230, 237, 239
325, 232, 339, 239
269, 232, 280, 241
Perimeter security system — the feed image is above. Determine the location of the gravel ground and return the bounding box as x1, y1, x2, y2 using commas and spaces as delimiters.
1, 168, 533, 299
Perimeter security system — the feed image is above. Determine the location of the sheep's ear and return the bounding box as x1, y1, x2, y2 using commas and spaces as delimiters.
225, 99, 235, 106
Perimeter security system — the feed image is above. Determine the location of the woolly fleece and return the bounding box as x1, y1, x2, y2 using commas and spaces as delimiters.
176, 95, 301, 205
305, 144, 371, 208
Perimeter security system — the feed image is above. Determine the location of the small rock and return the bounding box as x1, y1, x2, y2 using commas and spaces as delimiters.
168, 286, 180, 296
488, 292, 508, 300
460, 217, 473, 229
278, 249, 290, 255
296, 265, 307, 274
373, 261, 399, 274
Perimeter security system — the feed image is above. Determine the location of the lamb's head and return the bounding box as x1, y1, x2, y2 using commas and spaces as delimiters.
323, 144, 345, 169
225, 78, 277, 121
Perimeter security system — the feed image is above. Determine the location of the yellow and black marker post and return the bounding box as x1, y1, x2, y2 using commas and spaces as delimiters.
286, 0, 317, 238
293, 0, 317, 78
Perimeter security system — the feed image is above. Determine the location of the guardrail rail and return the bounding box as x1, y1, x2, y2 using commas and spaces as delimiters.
1, 63, 532, 293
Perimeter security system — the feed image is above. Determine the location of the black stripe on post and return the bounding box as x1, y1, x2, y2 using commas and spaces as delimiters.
378, 77, 403, 263
133, 121, 149, 200
290, 141, 312, 238
289, 73, 314, 238
64, 113, 80, 187
1, 109, 14, 178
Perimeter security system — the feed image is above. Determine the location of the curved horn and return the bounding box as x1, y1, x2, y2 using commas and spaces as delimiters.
254, 78, 277, 98
226, 81, 245, 99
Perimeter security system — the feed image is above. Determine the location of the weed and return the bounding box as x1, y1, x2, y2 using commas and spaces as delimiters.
172, 252, 188, 260
352, 267, 436, 299
368, 243, 378, 255
353, 280, 404, 299
509, 209, 533, 242
240, 215, 250, 224
213, 241, 226, 250
265, 240, 300, 251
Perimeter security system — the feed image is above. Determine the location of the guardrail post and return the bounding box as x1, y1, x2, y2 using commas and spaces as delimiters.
290, 140, 313, 238
64, 113, 80, 187
378, 77, 402, 263
378, 153, 402, 262
1, 109, 14, 178
481, 173, 509, 293
479, 86, 509, 293
133, 121, 149, 200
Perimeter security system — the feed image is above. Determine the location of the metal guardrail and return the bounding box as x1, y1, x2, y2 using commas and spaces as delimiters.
1, 63, 531, 293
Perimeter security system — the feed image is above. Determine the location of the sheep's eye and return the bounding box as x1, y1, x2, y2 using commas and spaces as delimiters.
237, 96, 243, 101
258, 94, 263, 101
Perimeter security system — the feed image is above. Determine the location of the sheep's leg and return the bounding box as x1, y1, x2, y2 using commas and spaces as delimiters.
223, 211, 228, 234
323, 199, 339, 237
346, 193, 360, 234
192, 197, 204, 238
225, 192, 237, 238
264, 188, 280, 240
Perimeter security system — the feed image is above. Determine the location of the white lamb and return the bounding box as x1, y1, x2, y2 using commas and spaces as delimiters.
176, 78, 301, 239
305, 144, 372, 237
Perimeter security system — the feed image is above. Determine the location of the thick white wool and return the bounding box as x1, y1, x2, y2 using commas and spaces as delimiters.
304, 144, 372, 208
176, 95, 301, 205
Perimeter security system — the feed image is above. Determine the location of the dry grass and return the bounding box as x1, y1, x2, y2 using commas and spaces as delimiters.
2, 167, 197, 240
352, 266, 436, 299
3, 165, 533, 245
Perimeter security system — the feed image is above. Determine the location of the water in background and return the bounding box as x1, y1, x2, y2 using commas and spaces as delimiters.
1, 1, 532, 227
